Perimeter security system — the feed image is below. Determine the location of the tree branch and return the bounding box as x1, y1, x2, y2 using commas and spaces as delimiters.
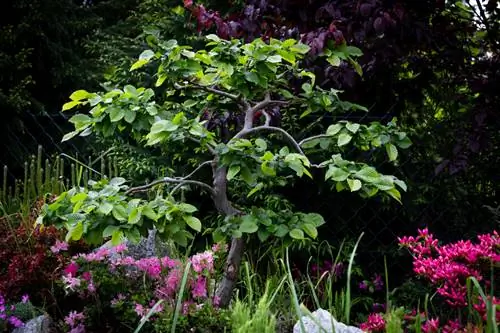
298, 134, 332, 147
262, 110, 271, 126
174, 82, 239, 100
125, 161, 215, 195
234, 125, 304, 155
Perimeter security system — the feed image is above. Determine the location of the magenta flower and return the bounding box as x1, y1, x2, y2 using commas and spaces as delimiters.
360, 313, 385, 332
191, 277, 208, 299
64, 261, 79, 277
21, 294, 29, 303
422, 317, 440, 333
8, 316, 24, 328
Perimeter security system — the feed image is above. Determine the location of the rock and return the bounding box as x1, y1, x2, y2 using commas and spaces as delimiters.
99, 228, 173, 261
12, 315, 53, 333
293, 309, 364, 333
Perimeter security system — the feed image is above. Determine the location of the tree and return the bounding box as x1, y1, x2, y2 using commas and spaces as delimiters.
37, 35, 411, 307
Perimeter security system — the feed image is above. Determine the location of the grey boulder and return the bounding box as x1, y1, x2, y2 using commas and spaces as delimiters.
293, 309, 364, 333
12, 315, 53, 333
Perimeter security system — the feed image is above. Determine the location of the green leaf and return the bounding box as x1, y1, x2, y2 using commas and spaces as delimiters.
254, 138, 267, 151
337, 133, 352, 147
303, 213, 325, 227
290, 43, 311, 54
70, 90, 91, 101
385, 143, 398, 161
98, 202, 113, 215
244, 71, 260, 85
325, 166, 350, 181
112, 205, 128, 221
183, 216, 202, 232
267, 55, 282, 63
347, 178, 362, 192
124, 110, 136, 123
66, 222, 84, 242
239, 216, 259, 233
172, 231, 188, 247
277, 50, 296, 64
275, 225, 289, 238
301, 223, 318, 239
257, 229, 270, 242
326, 124, 343, 136
150, 120, 178, 133
125, 228, 141, 244
139, 49, 155, 61
128, 207, 142, 224
289, 228, 305, 240
177, 203, 197, 213
396, 136, 412, 149
103, 225, 119, 238
386, 188, 402, 204
227, 165, 240, 181
62, 100, 81, 111
109, 108, 125, 122
261, 162, 276, 176
355, 167, 380, 183
70, 192, 88, 204
142, 205, 158, 221
109, 177, 127, 186
62, 131, 79, 142
111, 230, 124, 245
327, 55, 341, 66
345, 46, 363, 57
206, 34, 220, 42
346, 122, 360, 133
130, 59, 149, 71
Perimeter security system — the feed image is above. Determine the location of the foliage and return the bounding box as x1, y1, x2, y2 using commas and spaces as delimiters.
38, 35, 410, 306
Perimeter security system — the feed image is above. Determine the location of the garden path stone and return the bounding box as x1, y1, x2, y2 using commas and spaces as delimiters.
293, 308, 364, 333
12, 314, 53, 333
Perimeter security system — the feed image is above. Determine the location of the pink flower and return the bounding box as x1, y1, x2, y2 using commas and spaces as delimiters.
50, 240, 69, 254
134, 257, 162, 278
69, 324, 86, 333
211, 243, 228, 253
190, 251, 214, 274
422, 317, 440, 333
191, 277, 207, 299
114, 243, 128, 253
21, 294, 29, 303
134, 303, 146, 317
360, 313, 385, 332
161, 256, 180, 269
8, 316, 24, 328
64, 311, 85, 327
62, 276, 81, 291
156, 269, 182, 298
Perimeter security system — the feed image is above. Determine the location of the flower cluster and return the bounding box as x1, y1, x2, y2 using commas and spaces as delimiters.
59, 242, 226, 330
0, 294, 26, 329
359, 273, 384, 293
399, 229, 499, 308
359, 313, 385, 332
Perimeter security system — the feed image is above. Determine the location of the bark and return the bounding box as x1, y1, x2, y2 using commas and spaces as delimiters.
211, 160, 245, 307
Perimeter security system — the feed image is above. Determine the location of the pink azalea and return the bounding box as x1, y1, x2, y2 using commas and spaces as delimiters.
360, 313, 385, 332
191, 277, 207, 299
422, 317, 440, 333
50, 240, 69, 254
190, 251, 214, 274
64, 311, 85, 327
64, 261, 80, 277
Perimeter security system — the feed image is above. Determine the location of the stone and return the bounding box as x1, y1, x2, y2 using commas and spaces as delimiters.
99, 228, 172, 261
12, 314, 53, 333
293, 309, 364, 333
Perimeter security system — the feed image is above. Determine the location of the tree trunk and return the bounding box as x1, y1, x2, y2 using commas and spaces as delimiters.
211, 161, 245, 307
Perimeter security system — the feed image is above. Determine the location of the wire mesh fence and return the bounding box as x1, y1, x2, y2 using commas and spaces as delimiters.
0, 108, 496, 282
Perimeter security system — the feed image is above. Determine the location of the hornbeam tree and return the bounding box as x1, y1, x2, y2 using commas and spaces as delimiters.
37, 35, 411, 307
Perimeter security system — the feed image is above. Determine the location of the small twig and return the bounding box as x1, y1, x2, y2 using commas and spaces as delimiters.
298, 134, 333, 147
174, 82, 239, 100
126, 177, 215, 196
234, 125, 304, 155
126, 161, 215, 195
262, 110, 271, 126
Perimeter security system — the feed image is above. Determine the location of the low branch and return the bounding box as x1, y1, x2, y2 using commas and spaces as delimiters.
262, 110, 271, 126
174, 82, 239, 100
125, 161, 215, 195
234, 125, 304, 155
298, 134, 332, 147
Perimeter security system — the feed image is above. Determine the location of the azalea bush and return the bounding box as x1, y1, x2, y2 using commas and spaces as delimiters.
359, 228, 500, 332
55, 242, 229, 332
